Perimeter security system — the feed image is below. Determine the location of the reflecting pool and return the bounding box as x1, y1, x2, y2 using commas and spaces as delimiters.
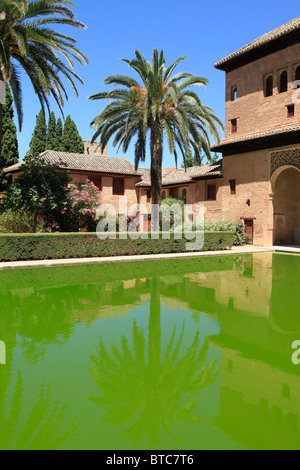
0, 252, 300, 449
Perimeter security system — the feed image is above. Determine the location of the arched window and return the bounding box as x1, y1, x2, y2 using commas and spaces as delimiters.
231, 86, 237, 101
182, 189, 187, 203
295, 66, 300, 87
162, 190, 166, 200
265, 75, 273, 97
279, 70, 288, 93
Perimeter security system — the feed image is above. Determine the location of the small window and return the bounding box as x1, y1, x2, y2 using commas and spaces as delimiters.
162, 190, 166, 200
171, 187, 178, 198
88, 175, 101, 190
279, 70, 288, 93
146, 190, 151, 203
231, 86, 237, 101
265, 75, 273, 97
206, 183, 216, 201
182, 188, 187, 203
231, 118, 237, 133
287, 104, 295, 118
295, 65, 300, 86
113, 178, 124, 195
229, 179, 236, 195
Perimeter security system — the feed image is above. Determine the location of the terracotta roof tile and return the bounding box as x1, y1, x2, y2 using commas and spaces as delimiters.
211, 123, 300, 150
3, 162, 22, 173
215, 17, 300, 70
4, 151, 223, 185
136, 161, 222, 186
4, 150, 141, 176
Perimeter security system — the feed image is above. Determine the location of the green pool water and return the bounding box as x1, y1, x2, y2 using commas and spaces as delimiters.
0, 252, 300, 450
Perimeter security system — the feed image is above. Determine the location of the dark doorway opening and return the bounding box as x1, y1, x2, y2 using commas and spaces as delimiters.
244, 219, 254, 245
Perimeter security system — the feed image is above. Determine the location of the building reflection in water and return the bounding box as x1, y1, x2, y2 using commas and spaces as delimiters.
0, 253, 300, 449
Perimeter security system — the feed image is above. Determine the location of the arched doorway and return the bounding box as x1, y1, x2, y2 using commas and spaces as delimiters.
272, 166, 300, 244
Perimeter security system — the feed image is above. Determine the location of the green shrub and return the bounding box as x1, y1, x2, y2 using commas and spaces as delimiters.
160, 197, 184, 229
0, 210, 44, 233
0, 231, 234, 262
174, 219, 246, 246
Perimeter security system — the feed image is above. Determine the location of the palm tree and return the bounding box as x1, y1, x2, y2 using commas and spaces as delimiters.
0, 0, 88, 153
90, 49, 223, 204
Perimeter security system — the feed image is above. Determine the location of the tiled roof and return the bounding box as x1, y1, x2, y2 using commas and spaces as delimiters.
136, 161, 222, 186
4, 150, 141, 176
186, 161, 223, 179
136, 168, 151, 186
4, 151, 223, 185
211, 123, 300, 150
3, 162, 22, 173
136, 167, 179, 186
215, 17, 300, 70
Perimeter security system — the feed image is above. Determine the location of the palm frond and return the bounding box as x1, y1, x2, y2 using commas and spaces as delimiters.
90, 48, 224, 200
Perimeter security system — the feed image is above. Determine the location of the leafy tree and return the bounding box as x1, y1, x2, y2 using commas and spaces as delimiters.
26, 110, 47, 158
0, 85, 18, 174
181, 152, 220, 168
0, 0, 88, 155
90, 49, 223, 205
46, 112, 56, 150
210, 152, 219, 164
61, 115, 84, 153
1, 155, 71, 232
54, 117, 63, 151
181, 154, 202, 168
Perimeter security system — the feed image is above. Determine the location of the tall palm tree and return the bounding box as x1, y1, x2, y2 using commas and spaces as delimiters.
0, 0, 88, 153
90, 49, 223, 204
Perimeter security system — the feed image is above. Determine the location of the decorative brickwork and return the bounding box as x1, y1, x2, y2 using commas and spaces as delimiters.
270, 147, 300, 176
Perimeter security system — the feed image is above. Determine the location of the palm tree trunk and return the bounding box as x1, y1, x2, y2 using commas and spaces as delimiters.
0, 71, 4, 159
148, 277, 161, 371
0, 102, 2, 159
32, 211, 38, 233
150, 129, 162, 206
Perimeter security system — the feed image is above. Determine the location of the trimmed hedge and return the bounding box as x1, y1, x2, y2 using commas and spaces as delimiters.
0, 231, 234, 262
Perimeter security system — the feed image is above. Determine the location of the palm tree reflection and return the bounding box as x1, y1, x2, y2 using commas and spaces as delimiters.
90, 278, 219, 447
0, 371, 77, 450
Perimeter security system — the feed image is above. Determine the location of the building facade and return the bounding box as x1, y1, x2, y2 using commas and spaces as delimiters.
213, 17, 300, 246
5, 19, 300, 246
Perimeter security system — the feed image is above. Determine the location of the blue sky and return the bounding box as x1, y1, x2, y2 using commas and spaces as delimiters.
16, 0, 300, 168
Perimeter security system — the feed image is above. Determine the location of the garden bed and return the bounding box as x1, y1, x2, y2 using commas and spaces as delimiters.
0, 231, 234, 262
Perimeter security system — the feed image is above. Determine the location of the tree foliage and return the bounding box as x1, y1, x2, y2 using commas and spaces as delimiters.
61, 115, 84, 153
1, 155, 71, 232
46, 112, 57, 150
27, 111, 84, 156
0, 85, 18, 170
54, 118, 63, 151
180, 154, 202, 168
90, 49, 223, 204
0, 0, 88, 132
26, 110, 47, 158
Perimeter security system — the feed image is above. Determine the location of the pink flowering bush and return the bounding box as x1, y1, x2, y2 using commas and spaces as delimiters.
61, 180, 102, 232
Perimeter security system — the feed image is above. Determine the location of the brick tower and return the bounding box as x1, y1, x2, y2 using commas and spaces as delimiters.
213, 18, 300, 246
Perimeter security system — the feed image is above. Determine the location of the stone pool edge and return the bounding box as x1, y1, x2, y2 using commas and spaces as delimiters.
0, 246, 275, 270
